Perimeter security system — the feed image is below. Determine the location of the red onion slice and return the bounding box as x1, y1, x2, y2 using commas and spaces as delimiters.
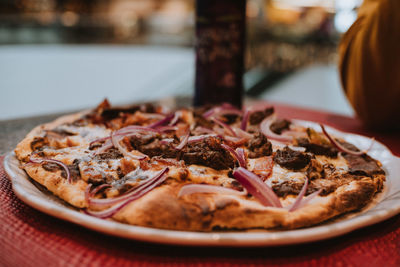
85, 184, 112, 205
232, 127, 253, 139
240, 109, 250, 131
187, 134, 218, 143
29, 156, 72, 183
94, 139, 113, 155
260, 116, 293, 143
157, 126, 178, 132
320, 124, 365, 156
84, 168, 169, 218
221, 144, 246, 168
160, 138, 174, 145
116, 125, 160, 135
223, 135, 247, 146
148, 113, 174, 128
294, 189, 322, 211
212, 118, 236, 137
178, 184, 246, 197
233, 167, 282, 208
195, 127, 214, 134
236, 148, 247, 168
203, 103, 242, 119
111, 132, 147, 160
175, 130, 190, 150
89, 136, 110, 147
288, 178, 308, 212
169, 111, 181, 126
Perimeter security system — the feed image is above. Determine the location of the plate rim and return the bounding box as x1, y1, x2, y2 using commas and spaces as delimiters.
4, 124, 400, 247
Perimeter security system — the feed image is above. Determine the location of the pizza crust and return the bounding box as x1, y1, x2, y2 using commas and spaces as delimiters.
113, 174, 384, 231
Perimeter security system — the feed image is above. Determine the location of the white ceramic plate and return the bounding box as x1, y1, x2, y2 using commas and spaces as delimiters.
4, 123, 400, 247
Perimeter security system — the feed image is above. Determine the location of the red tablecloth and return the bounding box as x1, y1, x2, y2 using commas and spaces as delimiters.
1, 103, 400, 267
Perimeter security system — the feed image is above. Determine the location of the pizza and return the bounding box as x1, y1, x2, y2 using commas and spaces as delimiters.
14, 100, 385, 231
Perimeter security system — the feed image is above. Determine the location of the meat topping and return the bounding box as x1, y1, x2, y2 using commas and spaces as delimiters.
249, 107, 274, 125
193, 109, 214, 129
343, 154, 384, 177
181, 136, 235, 170
94, 148, 123, 160
246, 132, 272, 158
273, 146, 311, 171
270, 119, 291, 134
221, 114, 239, 124
129, 134, 179, 159
100, 106, 140, 120
297, 138, 338, 158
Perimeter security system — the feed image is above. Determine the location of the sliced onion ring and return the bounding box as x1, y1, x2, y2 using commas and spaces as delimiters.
188, 134, 218, 143
212, 118, 236, 137
233, 167, 282, 208
221, 144, 246, 168
232, 127, 253, 139
148, 113, 174, 128
320, 124, 370, 156
29, 156, 72, 183
157, 126, 178, 132
203, 103, 242, 119
175, 130, 190, 150
194, 126, 214, 134
293, 189, 322, 211
85, 184, 112, 205
178, 184, 246, 198
169, 111, 181, 126
287, 178, 308, 212
89, 136, 110, 147
116, 125, 160, 135
111, 132, 147, 160
240, 109, 250, 131
260, 115, 293, 143
84, 168, 169, 218
93, 139, 113, 155
236, 148, 247, 168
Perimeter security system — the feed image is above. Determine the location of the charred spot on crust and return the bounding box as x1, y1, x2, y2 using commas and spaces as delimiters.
270, 119, 291, 134
340, 181, 375, 210
30, 137, 48, 151
273, 146, 311, 171
249, 107, 274, 125
246, 132, 272, 158
296, 138, 338, 158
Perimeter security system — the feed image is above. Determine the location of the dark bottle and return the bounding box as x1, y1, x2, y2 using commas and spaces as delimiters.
194, 0, 246, 108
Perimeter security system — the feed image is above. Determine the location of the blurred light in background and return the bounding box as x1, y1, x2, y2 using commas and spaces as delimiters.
0, 0, 362, 73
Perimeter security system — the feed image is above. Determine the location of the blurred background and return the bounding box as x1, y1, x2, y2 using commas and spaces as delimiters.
1, 0, 362, 120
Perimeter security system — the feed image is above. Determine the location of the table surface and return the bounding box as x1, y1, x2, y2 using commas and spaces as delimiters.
1, 100, 399, 267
